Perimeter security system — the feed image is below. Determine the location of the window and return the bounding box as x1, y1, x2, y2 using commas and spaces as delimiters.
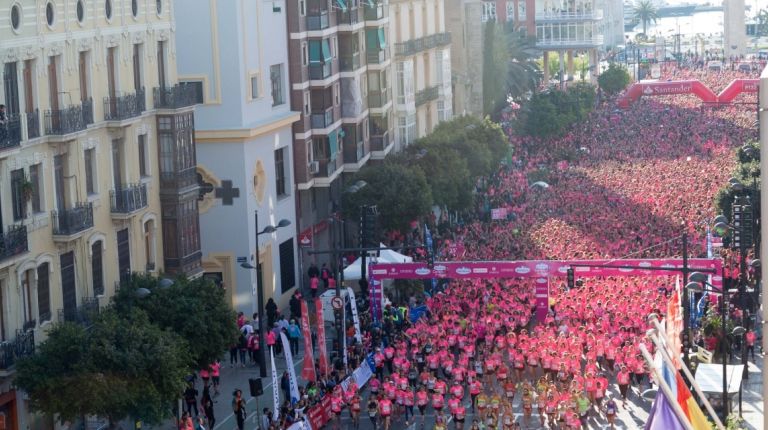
157, 41, 166, 88
131, 0, 138, 17
37, 263, 50, 322
250, 73, 260, 99
275, 147, 286, 197
133, 44, 143, 91
482, 1, 496, 22
84, 148, 96, 194
302, 43, 308, 66
138, 135, 148, 177
91, 241, 104, 296
29, 163, 42, 213
180, 81, 204, 103
77, 0, 85, 22
11, 169, 26, 221
333, 83, 340, 106
299, 0, 305, 15
270, 64, 284, 106
331, 37, 337, 58
303, 91, 310, 115
78, 51, 89, 102
45, 2, 55, 26
21, 269, 32, 324
105, 0, 112, 20
279, 239, 296, 293
10, 4, 21, 31
156, 0, 162, 14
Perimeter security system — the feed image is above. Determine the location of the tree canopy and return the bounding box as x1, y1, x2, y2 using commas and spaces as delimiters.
633, 0, 658, 35
112, 274, 239, 370
598, 63, 631, 95
15, 309, 190, 427
516, 82, 596, 138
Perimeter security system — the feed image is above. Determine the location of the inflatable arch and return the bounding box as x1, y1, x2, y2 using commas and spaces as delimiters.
618, 80, 718, 108
716, 79, 760, 103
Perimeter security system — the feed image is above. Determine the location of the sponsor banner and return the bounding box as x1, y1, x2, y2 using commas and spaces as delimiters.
298, 228, 313, 248
352, 359, 373, 387
535, 278, 549, 322
346, 288, 363, 344
307, 395, 332, 429
314, 298, 329, 376
300, 300, 316, 382
286, 419, 312, 430
271, 346, 280, 421
370, 275, 383, 321
491, 207, 508, 220
369, 258, 722, 287
280, 332, 301, 403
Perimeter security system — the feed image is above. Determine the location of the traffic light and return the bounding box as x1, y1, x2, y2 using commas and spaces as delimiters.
333, 308, 343, 332
359, 205, 379, 249
567, 268, 575, 290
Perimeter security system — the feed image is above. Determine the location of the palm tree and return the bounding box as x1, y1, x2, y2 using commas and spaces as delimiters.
505, 30, 541, 99
633, 0, 658, 36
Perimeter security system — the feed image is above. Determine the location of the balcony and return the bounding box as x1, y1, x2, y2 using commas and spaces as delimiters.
311, 108, 336, 129
317, 157, 339, 177
44, 100, 94, 136
340, 52, 361, 71
370, 130, 389, 151
309, 62, 334, 80
51, 203, 94, 239
110, 183, 148, 216
0, 225, 28, 263
0, 329, 34, 373
368, 89, 390, 108
337, 8, 360, 26
535, 9, 603, 22
364, 3, 387, 21
395, 32, 452, 57
307, 11, 329, 30
26, 110, 40, 139
536, 35, 604, 49
367, 49, 387, 64
415, 85, 440, 107
153, 84, 200, 109
104, 88, 146, 122
160, 166, 198, 191
58, 297, 100, 326
0, 114, 21, 151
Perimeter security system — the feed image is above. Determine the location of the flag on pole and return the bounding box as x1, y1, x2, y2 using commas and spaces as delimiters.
280, 332, 301, 404
314, 298, 329, 376
675, 373, 711, 430
645, 392, 687, 430
300, 300, 316, 382
270, 346, 280, 421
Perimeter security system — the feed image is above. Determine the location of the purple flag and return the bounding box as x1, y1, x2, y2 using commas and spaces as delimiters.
645, 392, 686, 430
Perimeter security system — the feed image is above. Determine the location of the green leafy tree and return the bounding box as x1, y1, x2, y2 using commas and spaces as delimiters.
112, 274, 239, 370
412, 144, 473, 211
505, 31, 541, 97
633, 0, 658, 36
343, 162, 433, 231
15, 309, 190, 427
598, 63, 631, 95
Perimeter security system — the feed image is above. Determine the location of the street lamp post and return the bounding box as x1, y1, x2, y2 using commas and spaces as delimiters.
240, 212, 292, 378
686, 269, 732, 417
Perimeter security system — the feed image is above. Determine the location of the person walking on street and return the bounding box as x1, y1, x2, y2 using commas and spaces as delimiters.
266, 298, 278, 328
184, 382, 199, 417
288, 319, 301, 356
201, 385, 215, 428
281, 371, 291, 402
289, 291, 302, 321
321, 263, 331, 289
232, 389, 247, 430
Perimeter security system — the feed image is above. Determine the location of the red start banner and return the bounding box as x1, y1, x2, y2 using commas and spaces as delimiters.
617, 78, 759, 108
307, 395, 332, 429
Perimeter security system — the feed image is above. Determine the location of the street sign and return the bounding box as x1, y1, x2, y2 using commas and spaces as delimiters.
331, 297, 344, 310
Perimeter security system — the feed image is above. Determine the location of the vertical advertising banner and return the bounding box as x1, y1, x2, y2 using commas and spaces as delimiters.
346, 287, 363, 344
300, 300, 316, 382
314, 298, 329, 376
280, 332, 301, 403
270, 346, 280, 421
535, 278, 549, 322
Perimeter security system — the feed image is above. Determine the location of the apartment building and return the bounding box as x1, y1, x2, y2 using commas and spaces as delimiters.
174, 0, 301, 311
286, 0, 394, 267
0, 1, 201, 426
389, 0, 453, 149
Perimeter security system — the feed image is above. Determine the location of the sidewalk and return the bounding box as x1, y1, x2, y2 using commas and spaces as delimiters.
734, 350, 763, 430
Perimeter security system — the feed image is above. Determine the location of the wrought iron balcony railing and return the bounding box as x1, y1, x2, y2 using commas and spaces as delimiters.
0, 225, 27, 262
0, 329, 34, 370
58, 297, 100, 326
307, 11, 329, 30
104, 88, 146, 121
394, 32, 452, 57
110, 183, 148, 214
26, 110, 40, 139
370, 130, 389, 151
0, 114, 21, 151
51, 203, 94, 237
153, 84, 200, 109
415, 85, 440, 107
44, 100, 94, 136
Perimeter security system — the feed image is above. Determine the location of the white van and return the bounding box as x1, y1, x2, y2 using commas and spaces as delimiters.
707, 60, 723, 71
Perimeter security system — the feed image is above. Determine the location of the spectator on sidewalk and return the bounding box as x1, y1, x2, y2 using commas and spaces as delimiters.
183, 382, 199, 417
321, 263, 331, 289
232, 389, 246, 430
266, 298, 278, 327
288, 319, 301, 356
289, 291, 302, 321
201, 385, 215, 428
281, 371, 291, 403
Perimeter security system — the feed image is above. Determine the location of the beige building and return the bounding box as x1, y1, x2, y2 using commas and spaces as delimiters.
0, 0, 201, 427
389, 0, 453, 149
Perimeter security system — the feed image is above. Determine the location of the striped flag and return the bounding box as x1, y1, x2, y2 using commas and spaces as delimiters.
646, 392, 687, 430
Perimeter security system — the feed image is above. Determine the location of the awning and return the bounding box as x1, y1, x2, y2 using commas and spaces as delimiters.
694, 363, 744, 394
329, 130, 338, 158
342, 244, 414, 281
336, 0, 347, 12
378, 28, 386, 49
